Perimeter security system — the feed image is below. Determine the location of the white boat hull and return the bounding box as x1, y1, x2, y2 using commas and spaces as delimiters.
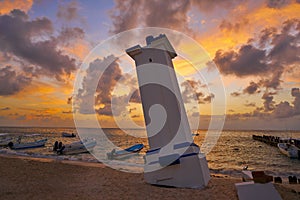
278, 143, 299, 158
0, 137, 13, 146
10, 139, 47, 150
58, 139, 96, 155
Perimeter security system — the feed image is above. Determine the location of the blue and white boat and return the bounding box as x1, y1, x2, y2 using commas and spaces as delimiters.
8, 138, 47, 150
107, 143, 144, 159
278, 143, 299, 158
0, 137, 13, 146
61, 132, 76, 138
56, 138, 96, 155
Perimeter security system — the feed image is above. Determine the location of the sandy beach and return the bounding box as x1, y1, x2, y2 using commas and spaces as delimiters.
0, 155, 299, 200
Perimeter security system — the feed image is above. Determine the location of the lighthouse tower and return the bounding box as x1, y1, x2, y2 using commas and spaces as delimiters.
126, 34, 210, 188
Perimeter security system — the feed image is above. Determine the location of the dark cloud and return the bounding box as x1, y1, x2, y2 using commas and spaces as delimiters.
215, 19, 300, 111
291, 88, 300, 115
95, 58, 122, 105
243, 81, 260, 94
231, 92, 241, 97
268, 88, 300, 118
110, 0, 192, 34
266, 0, 292, 8
0, 66, 32, 96
191, 0, 243, 12
129, 107, 137, 113
268, 19, 300, 66
110, 0, 243, 34
181, 79, 200, 103
0, 107, 10, 110
143, 0, 192, 32
109, 0, 142, 34
230, 88, 300, 119
55, 27, 84, 46
131, 114, 140, 118
215, 18, 300, 78
244, 102, 256, 107
57, 1, 80, 21
129, 89, 141, 103
214, 45, 269, 77
258, 27, 277, 48
76, 55, 123, 115
201, 93, 215, 104
67, 96, 72, 104
262, 92, 275, 112
181, 79, 214, 104
219, 18, 249, 33
273, 101, 294, 118
0, 9, 81, 82
62, 111, 73, 114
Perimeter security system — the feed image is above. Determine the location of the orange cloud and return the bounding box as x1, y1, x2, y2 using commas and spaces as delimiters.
62, 40, 90, 60
199, 2, 300, 57
0, 0, 33, 14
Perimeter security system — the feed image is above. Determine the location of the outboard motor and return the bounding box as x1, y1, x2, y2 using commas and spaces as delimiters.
53, 141, 59, 151
57, 145, 65, 155
274, 177, 282, 183
58, 142, 63, 149
8, 142, 14, 149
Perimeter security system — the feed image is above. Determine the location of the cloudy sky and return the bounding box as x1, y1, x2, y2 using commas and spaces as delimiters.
0, 0, 299, 130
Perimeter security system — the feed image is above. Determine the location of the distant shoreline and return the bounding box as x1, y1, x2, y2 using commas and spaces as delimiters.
0, 126, 299, 132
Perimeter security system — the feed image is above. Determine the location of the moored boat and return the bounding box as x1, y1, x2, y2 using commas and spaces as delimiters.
56, 138, 96, 155
0, 137, 13, 147
278, 143, 300, 158
61, 132, 76, 137
107, 143, 144, 159
8, 139, 47, 150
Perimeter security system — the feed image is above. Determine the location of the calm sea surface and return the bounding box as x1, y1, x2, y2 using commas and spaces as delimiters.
0, 127, 299, 177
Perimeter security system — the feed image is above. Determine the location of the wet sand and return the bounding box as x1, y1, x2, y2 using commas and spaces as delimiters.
0, 155, 299, 200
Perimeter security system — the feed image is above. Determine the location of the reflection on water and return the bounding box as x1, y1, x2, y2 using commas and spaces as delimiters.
0, 127, 299, 176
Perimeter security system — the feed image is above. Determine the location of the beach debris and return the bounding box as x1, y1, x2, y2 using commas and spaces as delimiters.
235, 182, 282, 200
274, 177, 282, 183
252, 171, 273, 184
288, 175, 297, 184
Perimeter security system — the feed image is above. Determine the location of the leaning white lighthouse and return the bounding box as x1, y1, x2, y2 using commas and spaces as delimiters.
126, 34, 210, 188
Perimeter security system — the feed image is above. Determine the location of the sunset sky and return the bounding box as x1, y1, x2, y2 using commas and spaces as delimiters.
0, 0, 299, 130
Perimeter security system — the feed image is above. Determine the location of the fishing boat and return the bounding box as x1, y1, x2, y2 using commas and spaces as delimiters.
8, 139, 47, 150
61, 132, 76, 138
0, 137, 13, 146
278, 143, 300, 158
56, 138, 96, 155
107, 143, 144, 159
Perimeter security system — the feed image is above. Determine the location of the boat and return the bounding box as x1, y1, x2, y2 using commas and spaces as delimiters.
278, 143, 300, 158
61, 132, 76, 137
0, 137, 13, 146
8, 139, 47, 150
107, 143, 144, 159
56, 138, 96, 155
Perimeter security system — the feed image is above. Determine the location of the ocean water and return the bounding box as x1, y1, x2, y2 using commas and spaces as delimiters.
0, 127, 299, 177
